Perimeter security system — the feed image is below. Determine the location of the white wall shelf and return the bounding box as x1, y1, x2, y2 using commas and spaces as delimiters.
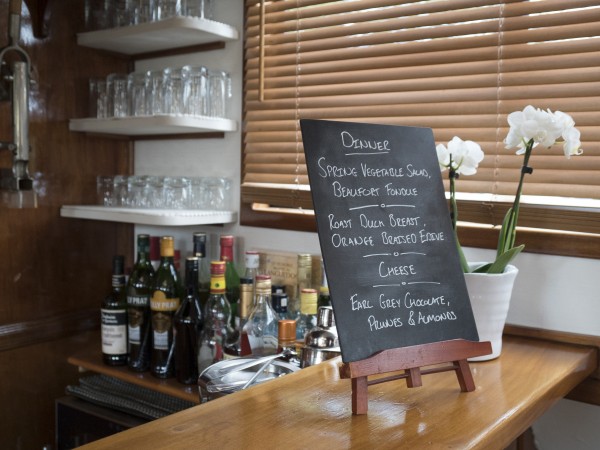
69, 116, 237, 136
77, 16, 239, 55
60, 205, 237, 226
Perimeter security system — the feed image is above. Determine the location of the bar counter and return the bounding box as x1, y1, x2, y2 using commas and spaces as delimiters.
74, 334, 596, 449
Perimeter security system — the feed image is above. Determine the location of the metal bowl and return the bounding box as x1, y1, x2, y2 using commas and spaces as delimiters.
198, 357, 299, 402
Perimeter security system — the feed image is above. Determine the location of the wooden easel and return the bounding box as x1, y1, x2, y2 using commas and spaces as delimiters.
339, 339, 492, 414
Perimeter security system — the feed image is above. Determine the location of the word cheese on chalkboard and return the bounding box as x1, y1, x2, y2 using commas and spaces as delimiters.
300, 119, 479, 363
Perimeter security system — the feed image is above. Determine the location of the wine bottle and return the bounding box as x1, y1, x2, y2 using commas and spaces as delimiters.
150, 236, 182, 379
290, 253, 312, 319
174, 257, 204, 385
192, 232, 210, 307
197, 261, 234, 372
101, 255, 128, 366
127, 234, 155, 372
241, 274, 279, 356
219, 235, 240, 329
296, 288, 318, 340
223, 276, 253, 358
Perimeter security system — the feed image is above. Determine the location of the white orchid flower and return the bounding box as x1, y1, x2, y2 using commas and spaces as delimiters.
505, 105, 582, 157
436, 136, 484, 176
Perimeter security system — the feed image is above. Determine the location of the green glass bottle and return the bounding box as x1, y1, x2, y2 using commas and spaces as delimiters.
127, 234, 155, 372
150, 236, 182, 378
101, 255, 128, 366
193, 232, 211, 307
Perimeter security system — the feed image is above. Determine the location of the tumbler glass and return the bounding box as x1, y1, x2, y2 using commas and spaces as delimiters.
164, 176, 191, 209
107, 73, 129, 118
208, 70, 232, 118
132, 0, 154, 24
163, 66, 190, 115
113, 175, 129, 206
203, 177, 230, 210
184, 0, 213, 19
96, 175, 114, 206
189, 176, 207, 209
127, 175, 150, 208
128, 71, 149, 116
146, 69, 166, 115
89, 78, 108, 118
185, 65, 208, 116
145, 175, 166, 208
155, 0, 182, 21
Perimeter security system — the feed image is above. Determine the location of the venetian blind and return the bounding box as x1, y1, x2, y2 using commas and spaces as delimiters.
242, 0, 600, 234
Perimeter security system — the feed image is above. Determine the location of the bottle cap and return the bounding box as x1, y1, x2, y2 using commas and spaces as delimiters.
220, 235, 234, 247
297, 253, 312, 267
278, 319, 297, 344
244, 251, 260, 269
210, 260, 226, 276
137, 234, 150, 254
272, 284, 286, 294
193, 232, 207, 257
255, 274, 272, 295
160, 236, 174, 257
112, 255, 125, 274
300, 288, 318, 315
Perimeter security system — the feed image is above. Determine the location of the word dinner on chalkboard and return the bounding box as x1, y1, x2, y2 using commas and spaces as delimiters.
301, 119, 479, 363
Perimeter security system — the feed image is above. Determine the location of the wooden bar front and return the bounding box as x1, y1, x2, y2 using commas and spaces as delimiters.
75, 335, 596, 449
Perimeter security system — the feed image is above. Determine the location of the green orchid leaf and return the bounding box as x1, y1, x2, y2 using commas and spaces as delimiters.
471, 262, 493, 273
487, 244, 525, 274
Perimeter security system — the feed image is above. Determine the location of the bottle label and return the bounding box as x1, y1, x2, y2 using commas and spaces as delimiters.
153, 329, 169, 350
210, 275, 226, 293
127, 294, 150, 307
101, 309, 127, 355
150, 291, 180, 311
129, 324, 141, 344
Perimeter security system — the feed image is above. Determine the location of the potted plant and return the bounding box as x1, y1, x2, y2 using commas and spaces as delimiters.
437, 105, 582, 359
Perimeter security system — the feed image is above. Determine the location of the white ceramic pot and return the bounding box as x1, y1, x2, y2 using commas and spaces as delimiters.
464, 263, 519, 361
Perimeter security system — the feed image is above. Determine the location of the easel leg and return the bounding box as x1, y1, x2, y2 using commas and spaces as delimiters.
405, 367, 422, 388
352, 376, 368, 415
455, 359, 476, 392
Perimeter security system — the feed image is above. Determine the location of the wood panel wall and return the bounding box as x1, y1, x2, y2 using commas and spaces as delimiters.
0, 1, 133, 447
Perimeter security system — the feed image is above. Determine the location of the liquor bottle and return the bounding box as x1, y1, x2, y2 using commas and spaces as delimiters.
101, 255, 128, 366
127, 234, 155, 372
317, 260, 331, 309
150, 236, 182, 379
291, 253, 312, 318
174, 257, 204, 385
220, 235, 240, 329
278, 319, 300, 367
197, 261, 234, 372
223, 276, 253, 358
241, 275, 279, 356
244, 250, 260, 284
271, 292, 289, 318
192, 232, 210, 307
296, 288, 318, 340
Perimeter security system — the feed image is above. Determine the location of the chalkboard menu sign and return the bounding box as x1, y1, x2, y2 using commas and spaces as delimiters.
301, 119, 479, 363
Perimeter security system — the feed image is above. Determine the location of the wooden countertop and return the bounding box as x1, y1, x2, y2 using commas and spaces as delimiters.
75, 335, 596, 450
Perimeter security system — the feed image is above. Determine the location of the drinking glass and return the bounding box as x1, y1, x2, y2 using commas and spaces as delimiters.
128, 71, 149, 116
127, 175, 150, 208
155, 0, 181, 21
107, 73, 128, 118
184, 0, 213, 19
96, 175, 114, 206
185, 65, 208, 116
163, 66, 190, 115
132, 0, 154, 24
203, 177, 230, 210
208, 70, 232, 118
146, 69, 166, 115
189, 176, 207, 209
112, 175, 129, 206
145, 175, 166, 208
164, 176, 191, 209
89, 78, 108, 118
